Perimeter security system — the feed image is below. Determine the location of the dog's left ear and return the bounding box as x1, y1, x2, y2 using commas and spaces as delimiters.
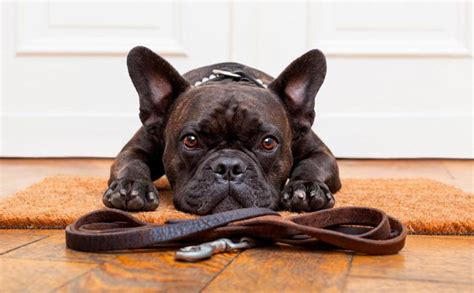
269, 49, 327, 140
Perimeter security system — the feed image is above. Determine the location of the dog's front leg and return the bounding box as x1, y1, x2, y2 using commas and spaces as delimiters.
281, 132, 341, 212
103, 46, 190, 211
103, 129, 163, 211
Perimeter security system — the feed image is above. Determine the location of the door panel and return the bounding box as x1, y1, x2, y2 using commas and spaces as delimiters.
1, 1, 472, 158
1, 1, 231, 157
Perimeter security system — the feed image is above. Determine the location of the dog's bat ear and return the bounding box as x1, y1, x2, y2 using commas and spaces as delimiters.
269, 49, 327, 140
127, 46, 190, 135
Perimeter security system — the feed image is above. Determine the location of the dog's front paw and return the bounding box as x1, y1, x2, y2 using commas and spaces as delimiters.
280, 180, 335, 212
103, 179, 159, 211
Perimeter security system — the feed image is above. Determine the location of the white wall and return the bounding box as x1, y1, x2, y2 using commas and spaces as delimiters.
1, 1, 472, 158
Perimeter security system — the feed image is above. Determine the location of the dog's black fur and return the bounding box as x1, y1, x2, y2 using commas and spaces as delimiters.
103, 46, 341, 214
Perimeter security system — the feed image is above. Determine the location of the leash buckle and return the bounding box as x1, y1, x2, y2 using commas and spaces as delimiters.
175, 237, 255, 262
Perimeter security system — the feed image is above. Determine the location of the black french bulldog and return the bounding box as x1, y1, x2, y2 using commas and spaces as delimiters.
103, 46, 341, 215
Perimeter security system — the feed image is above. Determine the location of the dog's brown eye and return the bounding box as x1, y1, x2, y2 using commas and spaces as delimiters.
261, 136, 278, 151
183, 135, 199, 149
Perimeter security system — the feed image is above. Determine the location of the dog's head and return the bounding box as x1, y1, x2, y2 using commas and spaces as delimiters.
127, 46, 327, 214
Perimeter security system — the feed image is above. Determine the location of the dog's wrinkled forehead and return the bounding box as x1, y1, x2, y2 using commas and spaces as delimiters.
166, 84, 291, 141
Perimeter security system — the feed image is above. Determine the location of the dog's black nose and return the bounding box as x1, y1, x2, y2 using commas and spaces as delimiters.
211, 157, 247, 181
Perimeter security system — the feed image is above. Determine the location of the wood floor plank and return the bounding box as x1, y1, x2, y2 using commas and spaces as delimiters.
0, 258, 97, 293
344, 276, 473, 293
203, 246, 352, 292
0, 229, 62, 236
2, 233, 117, 264
399, 235, 474, 257
349, 236, 474, 284
57, 250, 239, 292
0, 233, 46, 254
0, 159, 112, 198
337, 159, 465, 190
442, 160, 473, 193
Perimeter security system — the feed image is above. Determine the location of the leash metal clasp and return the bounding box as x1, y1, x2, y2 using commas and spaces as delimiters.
175, 237, 255, 262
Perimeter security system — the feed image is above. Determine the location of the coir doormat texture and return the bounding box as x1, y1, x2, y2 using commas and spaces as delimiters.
0, 175, 472, 234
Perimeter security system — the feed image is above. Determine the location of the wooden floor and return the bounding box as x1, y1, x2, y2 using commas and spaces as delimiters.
0, 159, 473, 292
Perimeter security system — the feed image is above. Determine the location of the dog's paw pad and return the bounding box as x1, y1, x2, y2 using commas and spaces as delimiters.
281, 180, 334, 212
103, 179, 159, 211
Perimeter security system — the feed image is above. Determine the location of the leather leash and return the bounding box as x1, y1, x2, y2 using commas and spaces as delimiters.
65, 207, 407, 261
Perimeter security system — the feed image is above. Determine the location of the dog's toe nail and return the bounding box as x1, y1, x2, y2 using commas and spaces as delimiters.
119, 188, 127, 196
294, 190, 306, 199
283, 192, 290, 200
147, 192, 156, 201
131, 190, 139, 197
102, 194, 112, 207
325, 193, 335, 208
148, 201, 159, 211
110, 192, 126, 209
146, 193, 159, 210
310, 196, 326, 210
127, 196, 144, 210
109, 181, 118, 189
104, 188, 113, 198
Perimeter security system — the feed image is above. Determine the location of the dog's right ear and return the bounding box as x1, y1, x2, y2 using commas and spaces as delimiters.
127, 46, 190, 136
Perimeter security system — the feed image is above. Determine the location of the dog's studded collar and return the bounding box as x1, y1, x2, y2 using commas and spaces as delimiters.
194, 69, 267, 88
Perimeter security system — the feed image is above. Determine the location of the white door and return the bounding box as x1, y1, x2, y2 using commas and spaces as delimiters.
1, 1, 472, 158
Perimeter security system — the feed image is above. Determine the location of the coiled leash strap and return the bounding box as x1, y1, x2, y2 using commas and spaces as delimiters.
65, 207, 407, 261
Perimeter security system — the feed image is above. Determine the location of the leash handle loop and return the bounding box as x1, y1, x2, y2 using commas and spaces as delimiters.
65, 206, 407, 258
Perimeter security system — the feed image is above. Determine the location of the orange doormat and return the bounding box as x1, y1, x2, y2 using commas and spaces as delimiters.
0, 175, 472, 234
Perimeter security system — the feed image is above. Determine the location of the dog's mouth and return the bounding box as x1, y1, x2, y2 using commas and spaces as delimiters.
187, 182, 257, 215
174, 175, 278, 215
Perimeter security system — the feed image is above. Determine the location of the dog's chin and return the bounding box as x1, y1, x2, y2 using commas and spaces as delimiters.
211, 196, 243, 213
